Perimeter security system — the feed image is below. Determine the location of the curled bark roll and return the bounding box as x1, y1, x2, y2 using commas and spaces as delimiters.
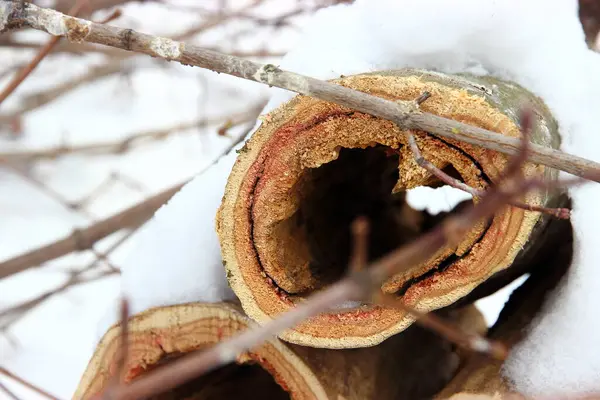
74, 302, 472, 400
73, 303, 328, 400
217, 69, 561, 348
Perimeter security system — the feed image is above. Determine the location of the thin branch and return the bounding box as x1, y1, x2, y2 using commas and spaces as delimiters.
0, 269, 116, 329
0, 227, 137, 330
0, 382, 21, 400
0, 367, 59, 400
353, 217, 506, 359
0, 183, 183, 280
2, 3, 598, 182
407, 92, 570, 219
0, 103, 261, 280
102, 112, 546, 400
376, 293, 507, 360
0, 0, 267, 123
0, 0, 88, 105
0, 108, 259, 163
4, 163, 96, 219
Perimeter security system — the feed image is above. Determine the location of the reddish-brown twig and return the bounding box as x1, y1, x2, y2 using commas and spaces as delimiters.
0, 367, 60, 400
0, 0, 90, 106
101, 109, 550, 400
354, 217, 506, 359
0, 227, 135, 330
375, 293, 507, 360
408, 92, 570, 219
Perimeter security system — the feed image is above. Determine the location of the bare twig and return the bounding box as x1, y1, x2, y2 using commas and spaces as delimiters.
0, 0, 88, 105
376, 293, 507, 360
116, 299, 129, 380
0, 227, 136, 330
0, 382, 21, 400
0, 183, 183, 280
4, 163, 96, 219
2, 4, 598, 182
100, 111, 547, 400
0, 367, 60, 400
0, 269, 117, 329
407, 92, 571, 219
0, 108, 259, 163
0, 0, 268, 123
0, 102, 261, 280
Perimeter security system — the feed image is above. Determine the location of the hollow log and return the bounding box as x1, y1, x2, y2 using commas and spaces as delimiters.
74, 302, 478, 400
217, 69, 563, 348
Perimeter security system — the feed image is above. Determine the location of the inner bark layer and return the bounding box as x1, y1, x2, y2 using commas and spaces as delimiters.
251, 112, 490, 298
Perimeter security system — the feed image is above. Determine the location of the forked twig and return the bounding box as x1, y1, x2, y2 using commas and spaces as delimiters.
408, 92, 570, 219
0, 227, 136, 330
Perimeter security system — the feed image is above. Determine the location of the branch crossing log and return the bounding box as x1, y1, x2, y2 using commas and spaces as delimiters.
217, 70, 564, 348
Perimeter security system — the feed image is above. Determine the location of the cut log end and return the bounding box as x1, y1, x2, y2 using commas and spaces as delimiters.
217, 70, 561, 348
73, 303, 328, 400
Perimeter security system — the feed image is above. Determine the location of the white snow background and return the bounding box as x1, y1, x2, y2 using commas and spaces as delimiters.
1, 0, 599, 398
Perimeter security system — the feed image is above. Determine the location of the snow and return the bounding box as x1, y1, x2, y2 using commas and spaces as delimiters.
97, 150, 239, 336
3, 0, 600, 398
406, 186, 473, 215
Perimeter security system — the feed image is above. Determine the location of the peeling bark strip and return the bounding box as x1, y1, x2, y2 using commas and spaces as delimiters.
217, 71, 563, 348
1, 1, 600, 181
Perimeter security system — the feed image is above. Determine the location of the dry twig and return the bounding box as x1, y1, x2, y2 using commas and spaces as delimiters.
1, 2, 598, 181
354, 217, 507, 359
0, 182, 183, 280
0, 108, 259, 163
408, 92, 570, 219
101, 298, 129, 400
0, 0, 88, 105
0, 367, 60, 400
0, 382, 21, 400
0, 104, 261, 280
0, 226, 136, 330
0, 0, 269, 124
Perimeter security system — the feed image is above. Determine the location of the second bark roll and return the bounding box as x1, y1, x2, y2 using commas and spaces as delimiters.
217, 69, 561, 348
